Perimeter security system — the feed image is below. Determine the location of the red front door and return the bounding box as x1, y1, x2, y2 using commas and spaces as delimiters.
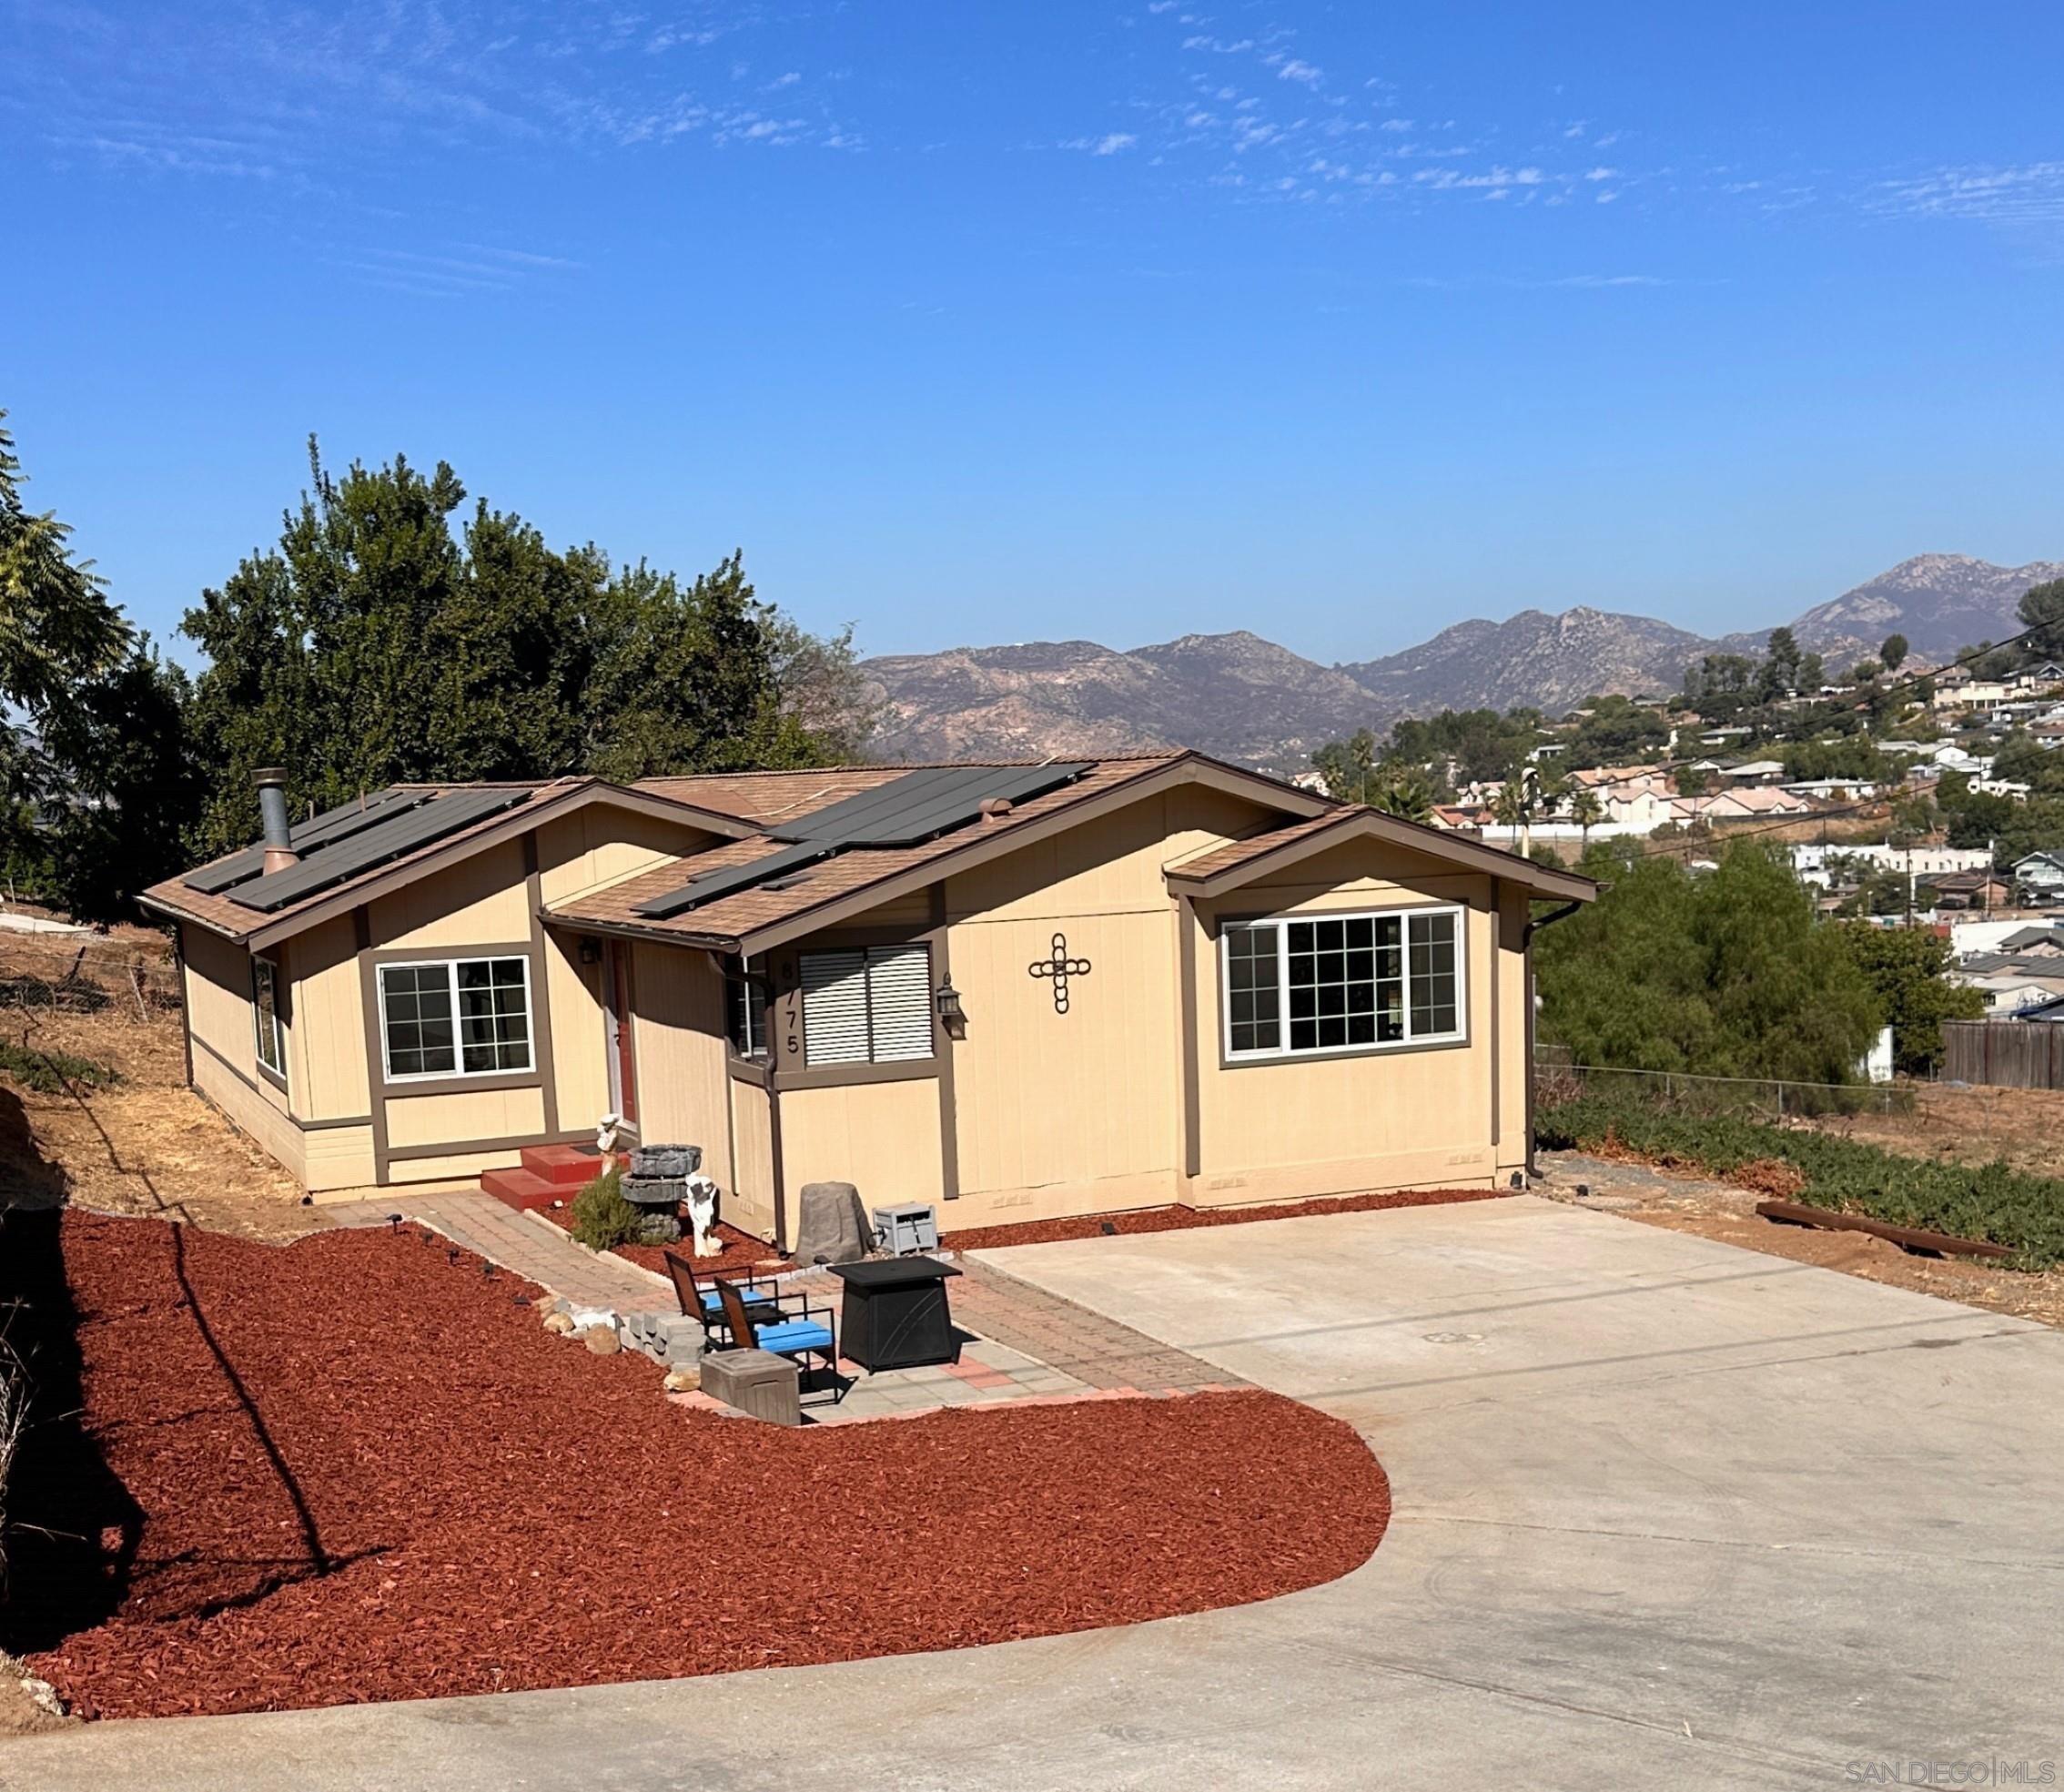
606, 942, 639, 1128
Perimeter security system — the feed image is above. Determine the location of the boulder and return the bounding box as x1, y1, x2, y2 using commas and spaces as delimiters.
663, 1362, 702, 1393
793, 1180, 869, 1266
582, 1323, 622, 1355
541, 1311, 575, 1335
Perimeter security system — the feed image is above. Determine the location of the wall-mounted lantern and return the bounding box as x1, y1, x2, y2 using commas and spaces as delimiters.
579, 936, 602, 966
936, 977, 967, 1038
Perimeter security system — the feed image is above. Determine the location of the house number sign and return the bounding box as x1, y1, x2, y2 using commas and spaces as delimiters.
1028, 933, 1092, 1014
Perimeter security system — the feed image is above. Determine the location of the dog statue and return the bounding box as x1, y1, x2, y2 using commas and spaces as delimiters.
683, 1171, 721, 1257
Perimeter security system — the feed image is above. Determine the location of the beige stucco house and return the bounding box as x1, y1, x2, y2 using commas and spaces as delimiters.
140, 754, 1594, 1246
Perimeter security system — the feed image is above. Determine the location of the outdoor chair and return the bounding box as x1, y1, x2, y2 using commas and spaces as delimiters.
713, 1278, 844, 1404
662, 1250, 784, 1352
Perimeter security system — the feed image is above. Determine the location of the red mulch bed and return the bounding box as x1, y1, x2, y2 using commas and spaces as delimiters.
534, 1206, 791, 1280
939, 1184, 1510, 1251
16, 1210, 1388, 1720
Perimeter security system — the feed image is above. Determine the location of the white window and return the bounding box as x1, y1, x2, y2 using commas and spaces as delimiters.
251, 957, 286, 1080
726, 969, 768, 1059
800, 944, 934, 1068
1221, 907, 1464, 1060
378, 957, 533, 1081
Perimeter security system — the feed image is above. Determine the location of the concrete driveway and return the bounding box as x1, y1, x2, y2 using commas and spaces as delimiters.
10, 1197, 2062, 1790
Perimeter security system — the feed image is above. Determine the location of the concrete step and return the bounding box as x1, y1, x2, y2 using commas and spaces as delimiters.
519, 1143, 616, 1188
481, 1168, 568, 1212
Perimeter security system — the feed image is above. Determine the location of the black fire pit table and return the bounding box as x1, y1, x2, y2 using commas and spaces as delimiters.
825, 1256, 964, 1372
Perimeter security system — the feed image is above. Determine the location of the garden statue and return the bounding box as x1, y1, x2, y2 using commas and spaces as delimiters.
683, 1171, 721, 1257
595, 1111, 623, 1154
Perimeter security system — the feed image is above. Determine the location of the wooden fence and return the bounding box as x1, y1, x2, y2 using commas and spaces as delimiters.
1941, 1019, 2064, 1090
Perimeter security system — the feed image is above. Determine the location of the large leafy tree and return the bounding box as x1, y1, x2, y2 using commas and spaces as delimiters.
0, 411, 198, 916
1836, 923, 1983, 1077
1536, 840, 1882, 1085
184, 443, 865, 857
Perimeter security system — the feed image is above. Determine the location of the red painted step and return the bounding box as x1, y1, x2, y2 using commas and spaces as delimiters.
519, 1144, 617, 1187
481, 1168, 566, 1213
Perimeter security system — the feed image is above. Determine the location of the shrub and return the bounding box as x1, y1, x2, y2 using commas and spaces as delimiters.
1536, 1091, 2064, 1268
569, 1162, 642, 1251
0, 1041, 119, 1095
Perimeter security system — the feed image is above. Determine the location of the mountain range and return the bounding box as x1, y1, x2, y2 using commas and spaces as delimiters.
860, 555, 2064, 772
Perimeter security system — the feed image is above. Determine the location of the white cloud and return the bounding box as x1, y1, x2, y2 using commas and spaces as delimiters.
1584, 166, 1616, 180
1062, 132, 1138, 156
1272, 56, 1322, 86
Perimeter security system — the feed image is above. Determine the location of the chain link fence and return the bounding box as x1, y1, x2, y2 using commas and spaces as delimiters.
1533, 1046, 1917, 1121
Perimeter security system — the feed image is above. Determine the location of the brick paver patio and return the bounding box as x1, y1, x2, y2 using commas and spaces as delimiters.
326, 1194, 1240, 1423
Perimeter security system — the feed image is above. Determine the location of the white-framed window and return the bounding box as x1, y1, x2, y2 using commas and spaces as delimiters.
800, 944, 933, 1068
726, 969, 769, 1060
1221, 906, 1464, 1060
377, 956, 533, 1081
251, 957, 286, 1080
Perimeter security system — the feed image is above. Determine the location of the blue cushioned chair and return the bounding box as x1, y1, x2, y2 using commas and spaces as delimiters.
714, 1279, 844, 1405
663, 1250, 782, 1352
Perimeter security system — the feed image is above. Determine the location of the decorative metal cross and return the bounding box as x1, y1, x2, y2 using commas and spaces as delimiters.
1027, 932, 1092, 1014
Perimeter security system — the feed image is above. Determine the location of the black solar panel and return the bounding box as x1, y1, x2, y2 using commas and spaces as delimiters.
633, 842, 829, 920
632, 762, 1093, 920
184, 787, 427, 894
226, 788, 532, 912
767, 763, 1091, 847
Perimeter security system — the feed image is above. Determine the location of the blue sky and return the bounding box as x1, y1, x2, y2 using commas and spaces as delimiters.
5, 2, 2062, 667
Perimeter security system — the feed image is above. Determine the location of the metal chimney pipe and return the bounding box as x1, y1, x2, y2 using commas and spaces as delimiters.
254, 767, 298, 873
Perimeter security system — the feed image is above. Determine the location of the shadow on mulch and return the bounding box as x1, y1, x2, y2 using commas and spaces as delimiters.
0, 1206, 142, 1654
0, 1086, 352, 1658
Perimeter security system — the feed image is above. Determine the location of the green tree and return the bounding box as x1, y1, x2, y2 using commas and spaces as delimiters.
0, 411, 195, 915
1535, 840, 1881, 1084
1310, 728, 1379, 803
1836, 923, 1983, 1076
1567, 786, 1604, 849
2017, 580, 2064, 662
1880, 633, 1909, 673
1368, 766, 1435, 824
183, 443, 863, 856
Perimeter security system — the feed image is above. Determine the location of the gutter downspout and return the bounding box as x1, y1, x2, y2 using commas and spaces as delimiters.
1520, 897, 1589, 1182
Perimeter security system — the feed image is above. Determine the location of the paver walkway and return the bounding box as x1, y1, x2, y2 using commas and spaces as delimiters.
326, 1194, 1239, 1418
327, 1191, 664, 1313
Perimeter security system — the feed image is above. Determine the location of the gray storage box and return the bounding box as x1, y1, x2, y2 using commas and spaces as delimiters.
872, 1201, 938, 1256
701, 1348, 801, 1425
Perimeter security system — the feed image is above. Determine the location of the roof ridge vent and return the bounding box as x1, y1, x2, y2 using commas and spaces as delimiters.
979, 796, 1014, 821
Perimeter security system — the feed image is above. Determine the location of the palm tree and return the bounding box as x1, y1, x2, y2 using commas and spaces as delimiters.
1567, 787, 1604, 851
1371, 770, 1435, 825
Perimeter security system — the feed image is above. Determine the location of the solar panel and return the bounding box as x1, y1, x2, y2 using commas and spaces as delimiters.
632, 762, 1094, 920
226, 788, 532, 912
184, 787, 426, 894
767, 763, 1091, 848
633, 842, 829, 920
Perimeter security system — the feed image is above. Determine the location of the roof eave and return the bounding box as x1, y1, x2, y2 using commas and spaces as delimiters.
1165, 807, 1599, 905
727, 753, 1332, 957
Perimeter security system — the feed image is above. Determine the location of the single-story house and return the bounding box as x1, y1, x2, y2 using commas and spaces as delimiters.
2014, 852, 2064, 904
139, 754, 1594, 1245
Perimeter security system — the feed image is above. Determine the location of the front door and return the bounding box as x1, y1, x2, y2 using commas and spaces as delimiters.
604, 940, 640, 1135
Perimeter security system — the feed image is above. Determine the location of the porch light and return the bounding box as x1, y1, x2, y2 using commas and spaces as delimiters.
935, 977, 966, 1037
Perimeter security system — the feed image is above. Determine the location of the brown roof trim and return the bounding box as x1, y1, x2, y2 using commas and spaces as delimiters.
149, 781, 756, 949
728, 754, 1333, 957
1164, 805, 1598, 904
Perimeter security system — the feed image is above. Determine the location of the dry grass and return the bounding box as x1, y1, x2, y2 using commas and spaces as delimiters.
1808, 1082, 2064, 1180
0, 1001, 326, 1246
